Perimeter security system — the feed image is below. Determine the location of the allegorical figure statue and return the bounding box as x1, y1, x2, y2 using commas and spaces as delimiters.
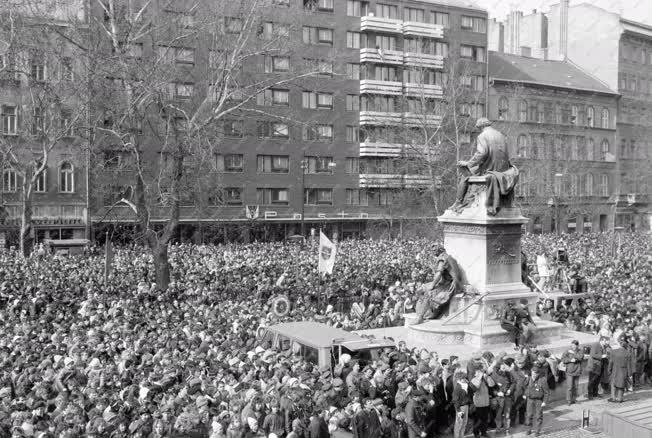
452, 117, 519, 215
414, 247, 465, 324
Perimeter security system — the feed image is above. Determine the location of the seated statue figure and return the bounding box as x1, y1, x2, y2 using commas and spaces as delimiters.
451, 117, 519, 215
414, 247, 465, 324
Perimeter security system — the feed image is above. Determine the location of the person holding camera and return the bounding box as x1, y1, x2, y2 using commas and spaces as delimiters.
469, 365, 496, 438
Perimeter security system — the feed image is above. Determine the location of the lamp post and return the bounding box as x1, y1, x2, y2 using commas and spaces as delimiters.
553, 173, 564, 234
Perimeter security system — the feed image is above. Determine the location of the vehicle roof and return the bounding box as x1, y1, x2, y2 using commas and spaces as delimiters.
266, 321, 394, 350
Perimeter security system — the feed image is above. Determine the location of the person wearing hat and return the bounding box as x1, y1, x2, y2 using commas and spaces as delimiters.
404, 390, 426, 438
451, 370, 471, 438
522, 366, 549, 437
489, 359, 515, 434
500, 301, 521, 350
510, 356, 529, 427
453, 117, 518, 215
608, 335, 632, 403
560, 340, 584, 405
587, 336, 611, 400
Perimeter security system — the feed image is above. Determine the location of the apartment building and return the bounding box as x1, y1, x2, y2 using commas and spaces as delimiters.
489, 2, 652, 231
86, 0, 489, 242
489, 51, 619, 234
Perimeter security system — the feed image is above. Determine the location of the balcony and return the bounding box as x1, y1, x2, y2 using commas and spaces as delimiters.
360, 173, 430, 188
360, 111, 403, 126
404, 52, 445, 68
359, 142, 404, 157
402, 22, 444, 38
360, 16, 403, 34
359, 48, 404, 65
360, 79, 403, 95
403, 112, 442, 127
403, 83, 443, 98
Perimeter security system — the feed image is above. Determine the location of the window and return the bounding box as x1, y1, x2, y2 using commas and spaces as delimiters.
307, 0, 334, 11
570, 105, 578, 125
60, 110, 74, 136
345, 157, 360, 173
518, 100, 527, 122
570, 137, 578, 160
600, 139, 610, 161
346, 125, 359, 142
257, 188, 289, 205
555, 104, 562, 124
303, 26, 334, 46
32, 107, 44, 135
305, 156, 334, 174
498, 97, 509, 120
587, 106, 595, 127
585, 173, 593, 195
257, 121, 289, 138
376, 3, 398, 19
60, 57, 73, 81
369, 65, 399, 81
404, 7, 425, 22
460, 45, 485, 61
35, 168, 47, 192
175, 83, 194, 99
600, 174, 609, 196
346, 189, 361, 205
260, 22, 290, 40
3, 167, 17, 192
537, 102, 545, 123
59, 162, 74, 193
175, 48, 194, 64
517, 134, 529, 158
212, 187, 243, 205
570, 174, 579, 196
223, 17, 242, 34
376, 35, 397, 51
346, 63, 360, 80
461, 16, 487, 33
431, 11, 449, 27
257, 89, 290, 106
216, 154, 244, 172
587, 138, 595, 161
257, 155, 289, 173
302, 92, 333, 109
347, 0, 369, 16
346, 95, 359, 111
528, 101, 537, 122
31, 57, 47, 81
601, 108, 610, 129
303, 124, 333, 141
264, 55, 290, 72
346, 32, 361, 49
272, 0, 290, 6
304, 188, 333, 205
223, 120, 244, 137
435, 42, 449, 57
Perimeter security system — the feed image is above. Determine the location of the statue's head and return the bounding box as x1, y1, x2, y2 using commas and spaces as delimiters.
475, 117, 492, 129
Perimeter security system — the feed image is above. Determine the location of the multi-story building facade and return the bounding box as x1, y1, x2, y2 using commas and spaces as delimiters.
85, 0, 489, 242
489, 51, 619, 234
489, 3, 652, 231
0, 2, 89, 248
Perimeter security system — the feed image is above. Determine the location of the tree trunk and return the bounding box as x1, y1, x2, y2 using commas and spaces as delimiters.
153, 242, 170, 291
20, 194, 33, 258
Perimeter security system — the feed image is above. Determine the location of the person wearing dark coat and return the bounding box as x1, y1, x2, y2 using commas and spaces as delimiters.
404, 391, 426, 438
363, 399, 383, 438
560, 340, 584, 405
451, 371, 471, 438
523, 367, 550, 437
609, 337, 632, 403
587, 337, 611, 399
307, 411, 329, 438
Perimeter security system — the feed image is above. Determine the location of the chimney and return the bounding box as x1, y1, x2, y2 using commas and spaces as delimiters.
508, 9, 521, 54
560, 0, 569, 60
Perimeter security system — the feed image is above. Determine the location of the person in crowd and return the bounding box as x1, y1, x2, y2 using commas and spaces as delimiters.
469, 365, 495, 438
490, 358, 515, 434
587, 336, 611, 400
609, 336, 633, 403
523, 366, 550, 437
452, 371, 471, 438
561, 340, 584, 405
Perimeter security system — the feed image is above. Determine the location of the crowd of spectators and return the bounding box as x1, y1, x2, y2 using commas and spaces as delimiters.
0, 231, 649, 437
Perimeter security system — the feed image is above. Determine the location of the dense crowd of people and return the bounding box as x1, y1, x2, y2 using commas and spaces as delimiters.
0, 231, 650, 437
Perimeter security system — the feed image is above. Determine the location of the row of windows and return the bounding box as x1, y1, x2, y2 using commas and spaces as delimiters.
619, 138, 647, 159
141, 186, 408, 207
213, 155, 422, 175
0, 105, 76, 136
621, 43, 652, 65
515, 134, 612, 161
619, 73, 652, 95
498, 98, 612, 129
2, 163, 75, 193
517, 171, 610, 197
0, 53, 74, 82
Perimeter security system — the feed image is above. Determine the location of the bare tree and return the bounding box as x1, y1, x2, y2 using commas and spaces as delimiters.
85, 0, 326, 288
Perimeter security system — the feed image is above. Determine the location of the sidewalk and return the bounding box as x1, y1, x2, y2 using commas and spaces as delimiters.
468, 387, 652, 437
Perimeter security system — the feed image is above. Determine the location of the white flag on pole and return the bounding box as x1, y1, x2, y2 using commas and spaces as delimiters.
318, 231, 337, 275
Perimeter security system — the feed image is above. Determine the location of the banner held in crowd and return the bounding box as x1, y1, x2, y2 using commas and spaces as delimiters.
318, 231, 336, 275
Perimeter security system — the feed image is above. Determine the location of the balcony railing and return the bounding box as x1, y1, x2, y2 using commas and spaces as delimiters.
359, 142, 404, 157
360, 16, 403, 33
403, 112, 442, 126
360, 79, 403, 95
360, 111, 403, 125
360, 173, 431, 188
402, 21, 444, 38
403, 52, 445, 68
359, 48, 404, 65
403, 83, 443, 98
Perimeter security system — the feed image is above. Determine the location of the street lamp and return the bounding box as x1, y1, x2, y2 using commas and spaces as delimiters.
553, 173, 564, 234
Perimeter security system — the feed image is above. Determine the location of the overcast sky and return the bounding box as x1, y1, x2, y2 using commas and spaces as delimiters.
475, 0, 652, 25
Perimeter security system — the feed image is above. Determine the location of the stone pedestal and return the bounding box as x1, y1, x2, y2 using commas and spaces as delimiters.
406, 177, 564, 348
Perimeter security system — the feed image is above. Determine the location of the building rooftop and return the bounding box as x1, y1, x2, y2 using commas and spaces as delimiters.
488, 51, 617, 95
412, 0, 486, 12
